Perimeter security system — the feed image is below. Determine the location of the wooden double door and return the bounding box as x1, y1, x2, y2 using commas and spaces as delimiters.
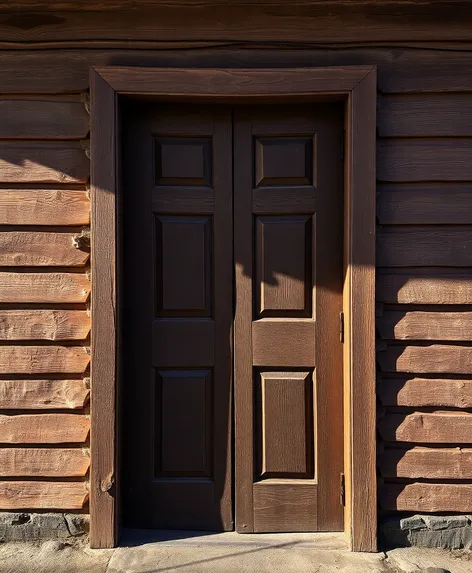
122, 101, 344, 533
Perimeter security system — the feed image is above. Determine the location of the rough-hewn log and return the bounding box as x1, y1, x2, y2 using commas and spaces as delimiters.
377, 184, 472, 225
0, 95, 89, 140
377, 311, 472, 341
0, 481, 88, 510
378, 94, 472, 137
0, 273, 90, 303
378, 411, 472, 443
0, 448, 90, 477
0, 413, 90, 443
0, 346, 90, 375
0, 4, 471, 45
0, 190, 90, 226
0, 379, 89, 409
0, 141, 89, 183
0, 310, 90, 341
380, 483, 472, 512
0, 231, 89, 266
378, 139, 472, 182
378, 377, 472, 408
377, 228, 472, 267
378, 446, 472, 479
0, 48, 472, 94
377, 344, 472, 374
377, 272, 472, 305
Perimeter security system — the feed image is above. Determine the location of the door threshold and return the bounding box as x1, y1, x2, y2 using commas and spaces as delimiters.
120, 529, 347, 550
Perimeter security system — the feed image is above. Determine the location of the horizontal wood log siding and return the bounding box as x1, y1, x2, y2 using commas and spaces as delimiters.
0, 79, 90, 512
0, 3, 472, 534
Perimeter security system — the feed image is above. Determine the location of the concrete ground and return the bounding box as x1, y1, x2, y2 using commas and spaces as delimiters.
0, 531, 470, 573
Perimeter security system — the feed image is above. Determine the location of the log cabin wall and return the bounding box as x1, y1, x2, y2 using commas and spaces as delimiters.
0, 0, 472, 533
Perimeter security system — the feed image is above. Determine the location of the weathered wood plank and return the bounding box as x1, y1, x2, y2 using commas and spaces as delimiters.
378, 411, 472, 443
0, 190, 90, 226
0, 448, 90, 477
1, 4, 472, 44
0, 142, 89, 184
0, 49, 472, 94
0, 413, 89, 443
0, 310, 90, 341
377, 184, 472, 225
378, 377, 472, 408
0, 231, 89, 267
378, 311, 472, 341
377, 273, 472, 304
378, 345, 472, 374
0, 95, 89, 140
0, 379, 89, 409
0, 346, 90, 375
0, 481, 88, 510
377, 227, 472, 267
380, 483, 472, 512
378, 139, 472, 182
378, 446, 472, 479
378, 94, 472, 137
0, 273, 90, 303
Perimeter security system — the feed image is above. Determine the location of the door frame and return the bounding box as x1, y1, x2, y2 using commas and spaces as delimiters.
90, 65, 377, 551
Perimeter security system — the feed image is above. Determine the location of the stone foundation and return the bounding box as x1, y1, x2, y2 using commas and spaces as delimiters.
0, 513, 88, 542
380, 515, 472, 550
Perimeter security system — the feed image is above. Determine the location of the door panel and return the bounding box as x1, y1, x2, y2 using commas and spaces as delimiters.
122, 104, 233, 530
234, 104, 344, 532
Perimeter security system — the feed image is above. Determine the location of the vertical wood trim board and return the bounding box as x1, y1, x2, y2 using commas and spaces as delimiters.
90, 70, 117, 549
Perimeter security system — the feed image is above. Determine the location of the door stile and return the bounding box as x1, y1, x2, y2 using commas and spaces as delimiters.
233, 108, 255, 532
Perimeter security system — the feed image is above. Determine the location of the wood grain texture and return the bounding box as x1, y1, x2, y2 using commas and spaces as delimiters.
0, 272, 90, 304
0, 481, 88, 510
0, 413, 89, 443
0, 379, 89, 410
378, 94, 472, 137
0, 448, 90, 477
0, 310, 89, 341
89, 69, 117, 549
378, 446, 472, 479
380, 483, 472, 512
377, 227, 472, 267
377, 184, 472, 225
0, 346, 90, 374
377, 273, 472, 305
378, 139, 472, 182
0, 141, 89, 183
2, 4, 472, 45
378, 411, 472, 443
378, 377, 472, 408
348, 67, 377, 552
0, 231, 89, 267
0, 190, 90, 226
0, 95, 89, 139
378, 344, 472, 374
2, 48, 472, 94
378, 310, 472, 341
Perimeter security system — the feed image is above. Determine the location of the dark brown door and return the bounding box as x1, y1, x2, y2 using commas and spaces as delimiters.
122, 104, 233, 530
234, 105, 344, 532
122, 102, 344, 532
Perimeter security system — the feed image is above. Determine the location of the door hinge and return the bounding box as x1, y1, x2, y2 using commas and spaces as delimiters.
339, 311, 345, 343
340, 472, 346, 506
